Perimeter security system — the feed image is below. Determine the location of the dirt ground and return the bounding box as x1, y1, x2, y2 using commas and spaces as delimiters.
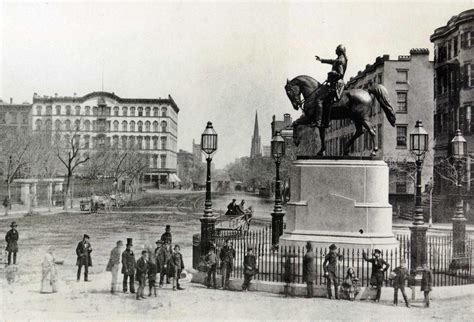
1, 192, 473, 321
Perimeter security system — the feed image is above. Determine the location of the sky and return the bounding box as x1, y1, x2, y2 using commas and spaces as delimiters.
1, 1, 473, 168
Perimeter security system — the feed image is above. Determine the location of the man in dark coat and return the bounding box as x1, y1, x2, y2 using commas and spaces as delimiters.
160, 225, 172, 245
121, 238, 136, 293
363, 249, 390, 302
135, 250, 148, 300
204, 246, 218, 289
323, 244, 343, 299
225, 199, 237, 216
303, 241, 316, 298
5, 221, 19, 265
157, 241, 172, 286
242, 247, 257, 291
421, 263, 433, 308
219, 240, 235, 290
76, 234, 92, 282
170, 244, 185, 291
391, 259, 410, 307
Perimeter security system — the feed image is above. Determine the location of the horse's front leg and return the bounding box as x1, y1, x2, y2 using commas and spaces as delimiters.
317, 127, 326, 156
362, 120, 378, 156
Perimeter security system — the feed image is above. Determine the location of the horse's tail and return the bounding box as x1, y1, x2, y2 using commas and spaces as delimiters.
369, 84, 396, 127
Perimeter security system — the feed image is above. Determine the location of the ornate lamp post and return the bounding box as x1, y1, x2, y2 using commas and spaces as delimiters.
271, 131, 286, 246
451, 129, 467, 265
409, 120, 429, 274
200, 121, 218, 256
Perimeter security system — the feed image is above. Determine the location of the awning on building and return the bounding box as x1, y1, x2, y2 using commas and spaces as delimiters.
169, 173, 182, 183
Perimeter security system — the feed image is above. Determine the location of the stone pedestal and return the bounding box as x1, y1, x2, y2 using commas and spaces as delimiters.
280, 158, 398, 251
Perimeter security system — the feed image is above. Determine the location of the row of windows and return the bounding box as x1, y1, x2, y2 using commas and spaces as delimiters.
0, 112, 29, 125
35, 105, 169, 117
35, 119, 168, 132
435, 31, 473, 63
61, 134, 169, 151
434, 105, 472, 137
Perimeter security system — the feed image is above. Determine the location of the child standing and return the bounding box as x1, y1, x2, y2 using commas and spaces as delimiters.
421, 263, 433, 308
391, 259, 410, 307
148, 252, 158, 297
340, 267, 360, 301
242, 247, 257, 291
204, 246, 217, 289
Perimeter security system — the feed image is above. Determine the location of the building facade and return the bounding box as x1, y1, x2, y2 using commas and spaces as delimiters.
324, 49, 434, 202
431, 9, 474, 195
0, 98, 32, 134
32, 91, 179, 185
250, 111, 262, 158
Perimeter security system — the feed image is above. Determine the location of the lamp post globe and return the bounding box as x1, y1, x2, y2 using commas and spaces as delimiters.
271, 131, 286, 247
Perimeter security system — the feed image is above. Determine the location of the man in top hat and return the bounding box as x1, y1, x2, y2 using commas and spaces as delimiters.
5, 221, 19, 265
135, 250, 149, 300
160, 225, 172, 245
242, 247, 257, 291
323, 244, 343, 299
363, 249, 390, 302
122, 238, 136, 293
76, 234, 92, 282
106, 240, 123, 294
303, 241, 316, 298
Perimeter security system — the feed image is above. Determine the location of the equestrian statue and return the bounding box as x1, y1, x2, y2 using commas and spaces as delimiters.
285, 44, 396, 156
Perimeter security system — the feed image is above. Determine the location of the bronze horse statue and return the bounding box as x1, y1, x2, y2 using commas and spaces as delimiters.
285, 75, 396, 156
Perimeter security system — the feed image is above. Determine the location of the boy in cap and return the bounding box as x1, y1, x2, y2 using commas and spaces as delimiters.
391, 259, 410, 307
421, 263, 433, 308
135, 250, 149, 300
363, 249, 390, 302
76, 234, 93, 282
323, 244, 343, 299
5, 221, 19, 265
242, 247, 257, 291
170, 244, 185, 290
121, 238, 136, 293
106, 240, 123, 294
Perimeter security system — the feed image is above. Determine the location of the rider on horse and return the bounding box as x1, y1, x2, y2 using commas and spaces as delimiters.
314, 44, 348, 128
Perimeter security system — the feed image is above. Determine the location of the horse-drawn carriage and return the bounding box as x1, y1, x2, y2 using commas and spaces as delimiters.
80, 193, 126, 213
215, 205, 254, 237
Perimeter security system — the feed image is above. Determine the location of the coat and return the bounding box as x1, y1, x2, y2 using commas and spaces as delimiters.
391, 266, 409, 288
169, 251, 184, 276
243, 254, 257, 276
303, 250, 316, 283
121, 249, 136, 275
363, 253, 389, 286
219, 246, 235, 269
148, 260, 158, 279
5, 229, 19, 252
157, 246, 172, 273
135, 257, 149, 280
204, 252, 217, 271
106, 246, 121, 272
323, 252, 341, 274
421, 268, 433, 292
321, 54, 347, 80
160, 232, 172, 244
76, 241, 92, 266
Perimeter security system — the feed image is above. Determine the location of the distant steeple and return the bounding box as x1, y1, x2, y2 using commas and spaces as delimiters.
250, 111, 262, 158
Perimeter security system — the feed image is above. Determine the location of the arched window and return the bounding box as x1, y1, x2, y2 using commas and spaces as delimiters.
74, 119, 81, 131
55, 119, 62, 131
152, 136, 158, 150
84, 135, 90, 149
93, 106, 98, 116
129, 136, 136, 147
160, 155, 167, 168
65, 119, 71, 131
113, 136, 119, 147
161, 137, 167, 150
46, 106, 52, 115
121, 136, 127, 149
145, 107, 151, 116
113, 120, 119, 131
153, 121, 158, 132
45, 119, 52, 131
84, 120, 91, 131
114, 106, 119, 116
55, 105, 61, 115
130, 121, 135, 132
138, 121, 143, 132
92, 120, 97, 132
122, 107, 128, 116
36, 106, 42, 116
138, 107, 143, 116
9, 112, 17, 124
75, 105, 81, 116
145, 137, 150, 150
122, 121, 128, 132
65, 105, 71, 116
152, 155, 158, 168
161, 120, 167, 132
153, 107, 159, 117
85, 106, 91, 116
145, 121, 151, 132
35, 119, 42, 131
130, 107, 136, 116
161, 107, 167, 117
137, 136, 143, 149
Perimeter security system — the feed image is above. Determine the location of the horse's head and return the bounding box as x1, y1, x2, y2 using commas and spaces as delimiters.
285, 79, 302, 110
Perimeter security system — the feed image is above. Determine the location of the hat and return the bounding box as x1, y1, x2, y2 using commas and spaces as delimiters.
247, 246, 253, 251
166, 225, 171, 229
10, 221, 17, 228
126, 238, 133, 246
141, 250, 147, 255
306, 241, 313, 249
174, 244, 180, 250
374, 249, 382, 254
329, 244, 337, 250
232, 199, 236, 202
83, 234, 90, 239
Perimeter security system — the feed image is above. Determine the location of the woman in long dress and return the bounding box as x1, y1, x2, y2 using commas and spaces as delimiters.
41, 246, 58, 293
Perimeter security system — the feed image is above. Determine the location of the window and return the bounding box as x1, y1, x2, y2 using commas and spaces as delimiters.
130, 107, 136, 116
145, 137, 150, 150
56, 105, 61, 115
35, 119, 42, 131
75, 106, 81, 116
22, 113, 28, 124
129, 136, 136, 147
145, 121, 151, 132
161, 137, 167, 150
130, 121, 135, 132
84, 120, 91, 131
74, 119, 81, 131
85, 106, 91, 116
65, 106, 71, 116
113, 121, 119, 131
93, 107, 98, 116
145, 107, 151, 116
122, 121, 128, 132
138, 121, 143, 132
121, 136, 127, 149
92, 120, 97, 131
36, 106, 42, 116
153, 155, 158, 168
396, 70, 408, 83
137, 136, 143, 149
122, 107, 128, 116
161, 121, 167, 132
153, 137, 158, 149
153, 107, 159, 117
10, 112, 17, 124
468, 64, 474, 87
153, 121, 158, 132
0, 113, 5, 124
138, 107, 143, 116
161, 107, 167, 117
396, 125, 407, 148
46, 106, 52, 115
55, 120, 62, 131
447, 41, 452, 60
84, 136, 90, 149
113, 136, 119, 147
397, 92, 407, 113
114, 106, 119, 116
160, 155, 167, 168
45, 119, 52, 131
65, 119, 71, 131
453, 36, 458, 57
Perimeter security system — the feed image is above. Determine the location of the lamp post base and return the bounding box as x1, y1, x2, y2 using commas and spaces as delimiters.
200, 216, 217, 257
409, 225, 428, 274
271, 211, 285, 247
451, 217, 468, 269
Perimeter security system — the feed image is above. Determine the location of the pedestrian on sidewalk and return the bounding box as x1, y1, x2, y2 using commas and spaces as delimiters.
147, 248, 158, 297
157, 240, 172, 287
41, 246, 58, 294
219, 239, 235, 290
76, 234, 92, 282
106, 240, 123, 294
362, 249, 390, 302
135, 250, 149, 300
303, 241, 316, 298
204, 246, 217, 289
170, 244, 185, 291
323, 244, 343, 299
121, 238, 136, 293
5, 221, 19, 265
160, 225, 172, 245
341, 267, 360, 301
391, 259, 410, 307
421, 263, 433, 308
242, 247, 257, 291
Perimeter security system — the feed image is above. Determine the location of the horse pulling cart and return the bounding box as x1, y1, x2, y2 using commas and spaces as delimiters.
80, 193, 126, 213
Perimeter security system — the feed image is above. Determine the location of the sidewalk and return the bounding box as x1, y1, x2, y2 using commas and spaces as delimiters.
393, 218, 474, 234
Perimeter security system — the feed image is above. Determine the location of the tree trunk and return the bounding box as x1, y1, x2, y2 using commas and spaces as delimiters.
7, 180, 12, 210
64, 173, 71, 210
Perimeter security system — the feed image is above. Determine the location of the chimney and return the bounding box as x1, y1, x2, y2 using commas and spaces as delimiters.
284, 113, 292, 126
73, 92, 77, 97
55, 93, 58, 97
10, 98, 12, 104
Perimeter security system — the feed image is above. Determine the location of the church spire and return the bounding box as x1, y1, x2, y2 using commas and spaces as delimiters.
250, 111, 262, 158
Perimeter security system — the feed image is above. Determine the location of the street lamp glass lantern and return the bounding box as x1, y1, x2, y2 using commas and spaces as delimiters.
271, 131, 285, 160
451, 129, 467, 158
410, 120, 429, 158
201, 121, 218, 156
